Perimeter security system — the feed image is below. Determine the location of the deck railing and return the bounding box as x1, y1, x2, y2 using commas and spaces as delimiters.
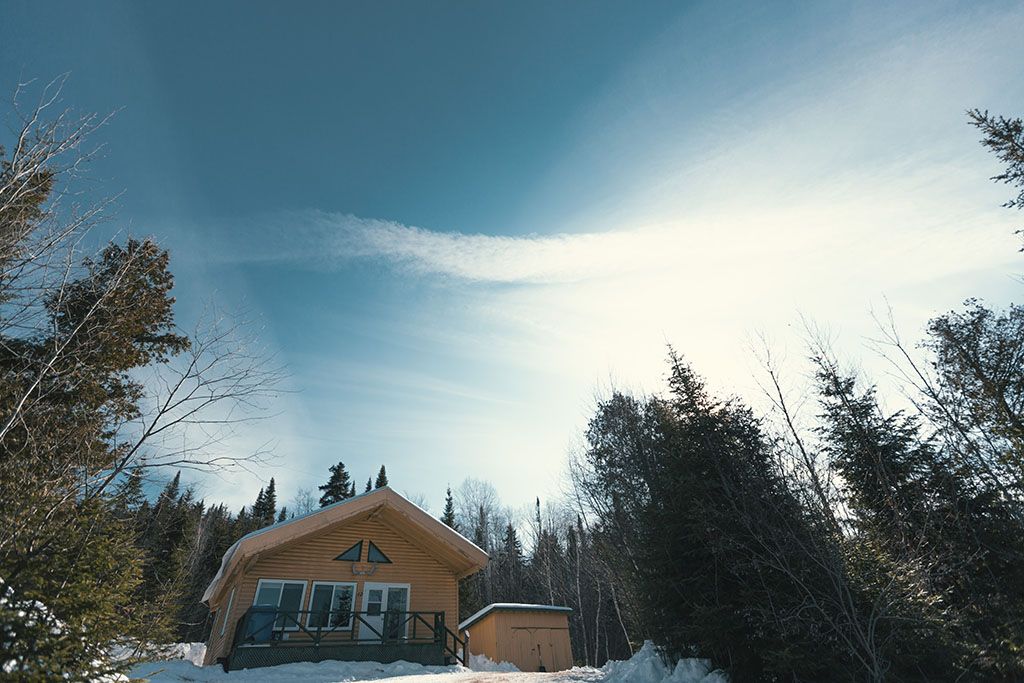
230, 607, 467, 665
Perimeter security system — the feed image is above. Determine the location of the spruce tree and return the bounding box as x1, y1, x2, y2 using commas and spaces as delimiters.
365, 477, 372, 493
495, 523, 524, 600
277, 506, 288, 522
262, 478, 277, 526
158, 472, 182, 508
114, 469, 146, 515
441, 486, 458, 530
251, 487, 266, 525
816, 360, 1024, 677
319, 462, 354, 506
0, 117, 197, 676
375, 465, 388, 488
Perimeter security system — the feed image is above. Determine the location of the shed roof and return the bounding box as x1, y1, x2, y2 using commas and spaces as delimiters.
458, 603, 573, 631
201, 486, 488, 605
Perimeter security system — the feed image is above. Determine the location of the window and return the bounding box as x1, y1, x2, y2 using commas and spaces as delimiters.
366, 588, 384, 616
334, 540, 363, 562
252, 579, 307, 630
306, 582, 356, 629
220, 587, 236, 637
367, 541, 392, 564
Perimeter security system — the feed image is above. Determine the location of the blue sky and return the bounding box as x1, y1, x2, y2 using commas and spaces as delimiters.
2, 1, 1023, 514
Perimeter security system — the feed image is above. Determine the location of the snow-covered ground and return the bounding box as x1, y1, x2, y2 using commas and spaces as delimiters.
129, 642, 726, 683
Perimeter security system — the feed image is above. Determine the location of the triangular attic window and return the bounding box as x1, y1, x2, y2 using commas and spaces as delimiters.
367, 541, 392, 564
334, 540, 362, 562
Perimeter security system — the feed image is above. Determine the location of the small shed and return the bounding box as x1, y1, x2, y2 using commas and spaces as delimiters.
459, 603, 573, 672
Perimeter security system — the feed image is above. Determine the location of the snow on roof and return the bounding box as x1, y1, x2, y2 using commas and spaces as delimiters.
458, 602, 573, 631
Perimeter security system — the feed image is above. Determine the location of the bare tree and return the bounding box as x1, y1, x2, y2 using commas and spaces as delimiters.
290, 486, 317, 516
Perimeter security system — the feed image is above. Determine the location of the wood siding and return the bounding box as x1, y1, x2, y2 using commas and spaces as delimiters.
203, 515, 459, 665
464, 610, 572, 672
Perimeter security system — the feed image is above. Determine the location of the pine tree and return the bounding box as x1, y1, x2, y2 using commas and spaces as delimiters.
277, 506, 288, 522
365, 477, 372, 493
441, 487, 458, 530
375, 465, 388, 488
319, 462, 354, 507
349, 482, 356, 497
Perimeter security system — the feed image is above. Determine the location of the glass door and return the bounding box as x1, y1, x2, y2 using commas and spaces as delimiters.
359, 582, 410, 640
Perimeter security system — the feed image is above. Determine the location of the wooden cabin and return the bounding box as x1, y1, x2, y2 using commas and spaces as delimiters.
460, 603, 573, 672
200, 487, 488, 671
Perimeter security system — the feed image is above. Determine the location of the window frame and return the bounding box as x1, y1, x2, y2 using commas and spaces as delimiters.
220, 586, 236, 637
252, 578, 308, 632
305, 581, 357, 630
334, 540, 363, 562
359, 582, 412, 640
367, 541, 392, 564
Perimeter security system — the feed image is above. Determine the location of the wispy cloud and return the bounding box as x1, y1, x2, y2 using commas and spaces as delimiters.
219, 210, 676, 284
210, 4, 1024, 291
185, 1, 1024, 511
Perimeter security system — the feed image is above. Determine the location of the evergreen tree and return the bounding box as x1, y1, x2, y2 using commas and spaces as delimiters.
277, 506, 288, 522
458, 503, 490, 620
441, 487, 458, 530
349, 482, 356, 497
815, 363, 957, 676
262, 478, 277, 526
574, 355, 850, 678
114, 468, 147, 515
158, 472, 182, 509
235, 506, 250, 532
375, 465, 389, 488
818, 359, 1024, 677
969, 109, 1024, 245
494, 523, 524, 601
318, 462, 354, 507
365, 477, 372, 493
251, 487, 266, 524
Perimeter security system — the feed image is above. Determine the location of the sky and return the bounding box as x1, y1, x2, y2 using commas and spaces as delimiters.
2, 0, 1023, 515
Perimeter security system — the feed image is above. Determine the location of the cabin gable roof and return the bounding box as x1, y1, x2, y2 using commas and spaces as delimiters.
201, 486, 488, 605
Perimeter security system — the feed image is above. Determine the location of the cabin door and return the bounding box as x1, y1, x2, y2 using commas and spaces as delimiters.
359, 582, 410, 641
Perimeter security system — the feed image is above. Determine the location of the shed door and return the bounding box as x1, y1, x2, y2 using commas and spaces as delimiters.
510, 627, 570, 672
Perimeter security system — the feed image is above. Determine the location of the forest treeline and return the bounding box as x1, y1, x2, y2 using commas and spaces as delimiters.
1, 77, 1023, 683
104, 459, 640, 671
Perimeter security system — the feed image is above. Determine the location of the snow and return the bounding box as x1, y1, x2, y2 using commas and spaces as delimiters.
130, 657, 463, 682
468, 653, 519, 672
458, 603, 573, 631
162, 642, 208, 666
598, 642, 727, 683
129, 640, 727, 683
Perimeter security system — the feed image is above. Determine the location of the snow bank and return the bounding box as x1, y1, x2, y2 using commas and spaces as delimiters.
467, 652, 518, 672
128, 640, 726, 682
161, 642, 206, 666
129, 657, 462, 682
600, 641, 727, 683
